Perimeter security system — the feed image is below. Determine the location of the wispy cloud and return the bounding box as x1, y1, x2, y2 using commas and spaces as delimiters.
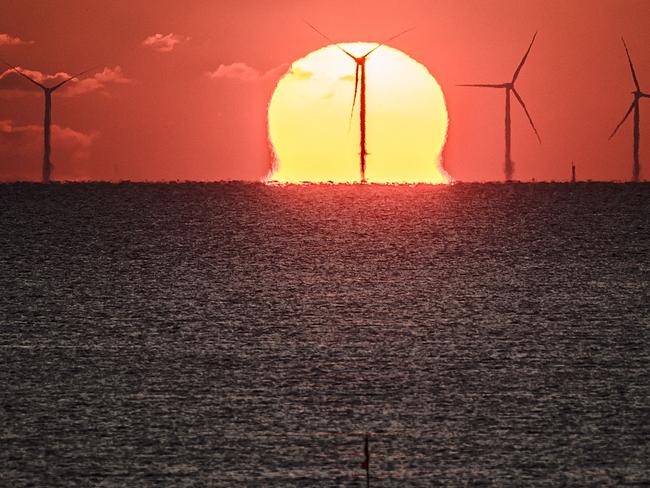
206, 62, 290, 82
142, 33, 190, 53
0, 66, 132, 96
207, 62, 261, 82
0, 33, 33, 46
64, 66, 132, 96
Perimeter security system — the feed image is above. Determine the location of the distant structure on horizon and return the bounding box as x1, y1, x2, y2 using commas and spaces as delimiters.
304, 22, 412, 184
609, 38, 649, 183
1, 59, 94, 183
571, 162, 576, 183
459, 33, 541, 182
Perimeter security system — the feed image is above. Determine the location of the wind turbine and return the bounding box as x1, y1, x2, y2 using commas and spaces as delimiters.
609, 38, 649, 183
459, 33, 541, 182
1, 59, 94, 183
304, 22, 412, 183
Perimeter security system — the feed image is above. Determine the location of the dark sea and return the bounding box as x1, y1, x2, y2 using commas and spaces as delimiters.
0, 182, 648, 487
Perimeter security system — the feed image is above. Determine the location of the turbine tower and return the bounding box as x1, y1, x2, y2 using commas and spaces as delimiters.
459, 33, 541, 182
609, 38, 649, 183
305, 22, 412, 183
1, 59, 94, 183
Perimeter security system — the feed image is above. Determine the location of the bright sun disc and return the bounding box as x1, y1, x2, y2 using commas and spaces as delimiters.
268, 43, 449, 183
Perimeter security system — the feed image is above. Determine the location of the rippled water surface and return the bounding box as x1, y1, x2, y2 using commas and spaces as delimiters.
0, 182, 649, 486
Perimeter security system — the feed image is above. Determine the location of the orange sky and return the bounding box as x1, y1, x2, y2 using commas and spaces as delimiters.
0, 0, 649, 182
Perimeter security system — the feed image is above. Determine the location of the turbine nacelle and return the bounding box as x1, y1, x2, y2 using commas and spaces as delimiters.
333, 44, 373, 64
341, 52, 369, 65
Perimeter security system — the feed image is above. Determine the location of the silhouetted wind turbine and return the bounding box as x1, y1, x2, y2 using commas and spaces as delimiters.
609, 38, 649, 183
1, 59, 94, 183
459, 33, 541, 182
304, 22, 413, 183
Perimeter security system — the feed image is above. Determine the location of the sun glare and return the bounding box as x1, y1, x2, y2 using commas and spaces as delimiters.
268, 43, 449, 183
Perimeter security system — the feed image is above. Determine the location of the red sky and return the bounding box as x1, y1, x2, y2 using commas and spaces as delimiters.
1, 0, 649, 182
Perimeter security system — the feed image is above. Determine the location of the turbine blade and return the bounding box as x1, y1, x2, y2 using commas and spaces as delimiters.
512, 32, 538, 83
303, 19, 337, 43
0, 58, 45, 89
349, 64, 360, 131
622, 38, 640, 91
457, 83, 504, 88
609, 101, 635, 139
50, 66, 97, 91
512, 88, 541, 143
337, 46, 359, 61
363, 27, 415, 57
303, 20, 356, 59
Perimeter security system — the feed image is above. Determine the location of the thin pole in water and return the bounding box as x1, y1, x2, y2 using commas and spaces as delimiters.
362, 433, 370, 488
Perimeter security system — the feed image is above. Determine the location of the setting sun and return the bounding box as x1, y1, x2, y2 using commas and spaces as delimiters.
268, 43, 449, 183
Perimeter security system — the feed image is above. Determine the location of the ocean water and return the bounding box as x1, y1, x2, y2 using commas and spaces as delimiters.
0, 182, 648, 487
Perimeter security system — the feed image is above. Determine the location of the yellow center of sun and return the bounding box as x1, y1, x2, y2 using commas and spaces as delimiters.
267, 43, 449, 183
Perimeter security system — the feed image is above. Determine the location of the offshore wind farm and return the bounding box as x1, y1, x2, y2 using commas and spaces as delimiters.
0, 1, 649, 487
